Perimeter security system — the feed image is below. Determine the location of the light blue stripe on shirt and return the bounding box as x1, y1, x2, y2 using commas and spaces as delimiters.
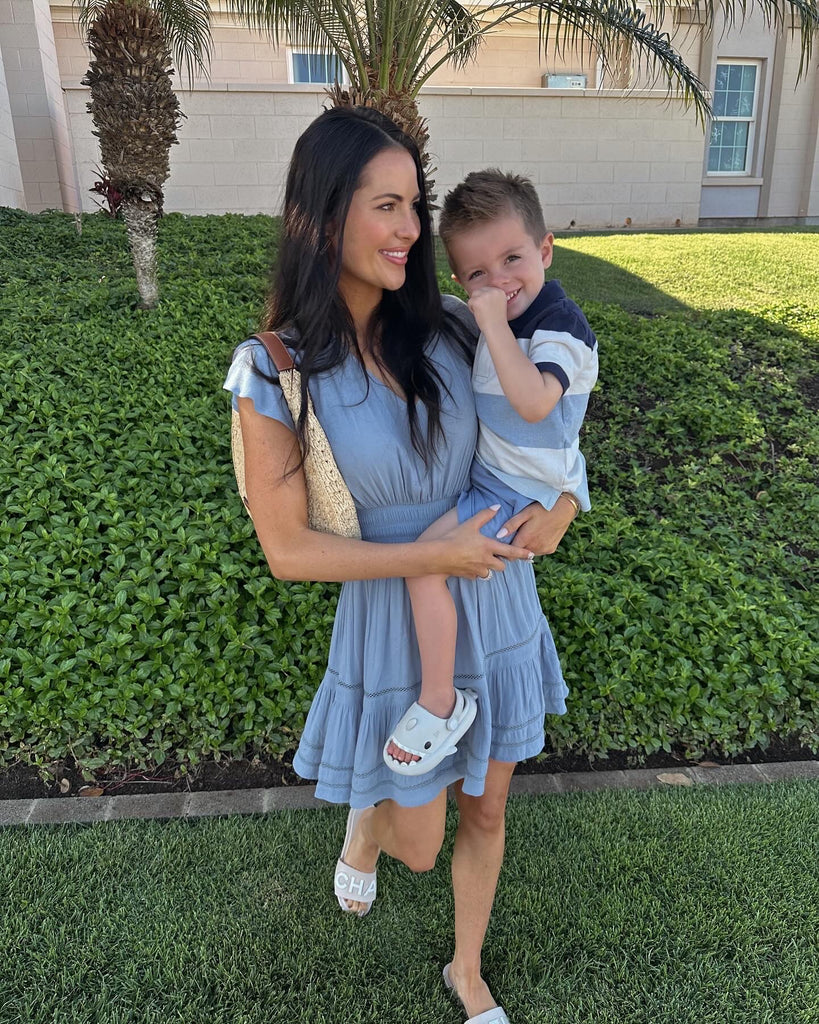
475, 392, 591, 450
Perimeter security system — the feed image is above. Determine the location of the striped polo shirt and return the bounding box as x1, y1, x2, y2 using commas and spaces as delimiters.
472, 280, 599, 511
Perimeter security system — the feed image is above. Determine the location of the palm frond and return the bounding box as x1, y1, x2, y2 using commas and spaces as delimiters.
74, 0, 112, 37
429, 0, 712, 121
397, 0, 482, 91
154, 0, 214, 87
223, 0, 369, 83
683, 0, 818, 78
222, 0, 337, 50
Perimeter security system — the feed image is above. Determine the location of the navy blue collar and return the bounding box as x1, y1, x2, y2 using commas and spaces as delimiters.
508, 280, 566, 338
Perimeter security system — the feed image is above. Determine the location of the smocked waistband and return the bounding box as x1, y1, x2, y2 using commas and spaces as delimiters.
357, 495, 459, 542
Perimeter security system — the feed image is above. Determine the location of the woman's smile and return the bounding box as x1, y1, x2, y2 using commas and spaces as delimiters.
379, 248, 410, 264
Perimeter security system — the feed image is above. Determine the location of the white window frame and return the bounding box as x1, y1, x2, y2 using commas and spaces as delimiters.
706, 59, 762, 177
286, 49, 348, 85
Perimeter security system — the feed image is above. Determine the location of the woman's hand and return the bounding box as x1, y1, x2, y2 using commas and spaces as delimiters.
499, 495, 577, 557
430, 505, 534, 580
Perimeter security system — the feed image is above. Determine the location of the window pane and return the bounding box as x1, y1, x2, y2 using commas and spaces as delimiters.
708, 119, 751, 172
742, 64, 757, 92
293, 53, 310, 82
305, 54, 321, 80
728, 65, 743, 90
715, 65, 730, 92
732, 121, 749, 154
708, 131, 720, 171
737, 90, 754, 117
292, 51, 341, 83
725, 90, 741, 117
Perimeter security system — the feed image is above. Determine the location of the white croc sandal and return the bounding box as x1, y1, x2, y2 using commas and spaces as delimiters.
334, 807, 377, 918
383, 687, 478, 776
443, 963, 512, 1024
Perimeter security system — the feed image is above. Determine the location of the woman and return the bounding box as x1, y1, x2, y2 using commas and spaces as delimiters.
224, 106, 576, 1023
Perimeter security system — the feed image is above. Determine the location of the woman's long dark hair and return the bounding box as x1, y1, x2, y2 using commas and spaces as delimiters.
255, 105, 472, 465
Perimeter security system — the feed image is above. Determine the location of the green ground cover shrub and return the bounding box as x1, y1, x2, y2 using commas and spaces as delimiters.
1, 209, 817, 776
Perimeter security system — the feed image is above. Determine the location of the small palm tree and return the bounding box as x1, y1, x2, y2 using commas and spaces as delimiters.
77, 0, 213, 309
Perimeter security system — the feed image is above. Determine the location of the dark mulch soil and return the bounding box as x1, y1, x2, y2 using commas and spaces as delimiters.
2, 738, 816, 801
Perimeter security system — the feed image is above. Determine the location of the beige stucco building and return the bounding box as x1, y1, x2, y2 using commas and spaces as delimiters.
1, 0, 817, 227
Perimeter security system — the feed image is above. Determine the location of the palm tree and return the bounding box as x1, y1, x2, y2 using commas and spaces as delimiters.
227, 0, 818, 178
77, 0, 213, 308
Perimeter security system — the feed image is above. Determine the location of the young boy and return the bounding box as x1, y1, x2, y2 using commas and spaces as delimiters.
383, 168, 598, 774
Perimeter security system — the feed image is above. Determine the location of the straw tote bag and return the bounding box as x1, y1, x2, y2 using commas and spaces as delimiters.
230, 332, 361, 539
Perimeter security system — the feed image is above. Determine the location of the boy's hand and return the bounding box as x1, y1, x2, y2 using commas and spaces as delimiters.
467, 286, 509, 334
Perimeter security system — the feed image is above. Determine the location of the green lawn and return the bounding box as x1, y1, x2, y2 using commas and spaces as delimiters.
1, 781, 818, 1024
554, 229, 819, 313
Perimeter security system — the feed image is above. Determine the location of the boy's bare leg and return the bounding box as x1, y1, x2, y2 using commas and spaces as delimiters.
387, 509, 460, 765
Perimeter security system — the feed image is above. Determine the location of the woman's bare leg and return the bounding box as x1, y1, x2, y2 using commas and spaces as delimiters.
339, 789, 448, 914
388, 508, 460, 764
448, 759, 517, 1017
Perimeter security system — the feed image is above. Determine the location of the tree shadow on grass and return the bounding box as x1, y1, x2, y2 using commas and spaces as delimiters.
552, 245, 692, 316
435, 237, 692, 316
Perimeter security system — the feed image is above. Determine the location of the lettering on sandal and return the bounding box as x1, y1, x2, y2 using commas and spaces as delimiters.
335, 870, 376, 899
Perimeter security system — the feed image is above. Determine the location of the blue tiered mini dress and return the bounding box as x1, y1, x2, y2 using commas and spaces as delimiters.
223, 299, 568, 809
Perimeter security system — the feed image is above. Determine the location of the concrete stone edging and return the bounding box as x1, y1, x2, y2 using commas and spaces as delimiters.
1, 760, 817, 828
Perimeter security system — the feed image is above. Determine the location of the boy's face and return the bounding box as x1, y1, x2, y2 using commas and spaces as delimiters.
447, 212, 554, 322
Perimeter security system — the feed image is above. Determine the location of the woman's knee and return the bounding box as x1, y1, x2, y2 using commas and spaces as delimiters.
456, 765, 515, 835
384, 796, 446, 873
460, 795, 507, 836
396, 818, 445, 872
402, 842, 441, 874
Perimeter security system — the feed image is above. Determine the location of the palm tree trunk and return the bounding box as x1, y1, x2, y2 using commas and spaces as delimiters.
121, 198, 160, 309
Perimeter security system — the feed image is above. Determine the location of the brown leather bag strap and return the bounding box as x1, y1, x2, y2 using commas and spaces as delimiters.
252, 331, 295, 373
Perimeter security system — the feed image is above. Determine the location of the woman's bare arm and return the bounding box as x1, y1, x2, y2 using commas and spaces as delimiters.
239, 397, 533, 582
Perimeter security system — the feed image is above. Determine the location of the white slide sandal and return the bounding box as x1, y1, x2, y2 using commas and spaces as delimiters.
383, 687, 478, 776
334, 806, 377, 917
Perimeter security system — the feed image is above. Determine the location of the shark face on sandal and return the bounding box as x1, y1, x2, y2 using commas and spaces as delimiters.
383, 687, 479, 775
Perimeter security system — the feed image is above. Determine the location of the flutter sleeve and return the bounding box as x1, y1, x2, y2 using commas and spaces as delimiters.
222, 338, 295, 430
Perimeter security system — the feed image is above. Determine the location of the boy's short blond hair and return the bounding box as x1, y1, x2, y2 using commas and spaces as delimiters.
439, 168, 547, 251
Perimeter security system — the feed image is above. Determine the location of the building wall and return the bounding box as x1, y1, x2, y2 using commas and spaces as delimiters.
698, 11, 819, 222
765, 29, 819, 219
1, 0, 79, 211
425, 28, 596, 89
64, 83, 704, 228
0, 36, 26, 208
